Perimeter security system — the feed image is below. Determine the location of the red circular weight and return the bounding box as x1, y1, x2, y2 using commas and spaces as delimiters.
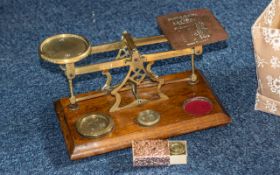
183, 97, 213, 116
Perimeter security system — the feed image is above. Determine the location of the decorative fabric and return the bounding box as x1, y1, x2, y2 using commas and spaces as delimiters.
252, 0, 280, 115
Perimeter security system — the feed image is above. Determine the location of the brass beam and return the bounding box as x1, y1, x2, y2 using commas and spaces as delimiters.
90, 35, 168, 54
75, 47, 199, 75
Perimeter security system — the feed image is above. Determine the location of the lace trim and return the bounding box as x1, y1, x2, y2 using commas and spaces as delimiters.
255, 92, 280, 116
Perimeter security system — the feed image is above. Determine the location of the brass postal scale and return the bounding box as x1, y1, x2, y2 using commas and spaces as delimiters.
39, 9, 231, 160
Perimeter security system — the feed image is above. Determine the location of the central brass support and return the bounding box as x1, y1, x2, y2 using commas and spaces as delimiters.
109, 32, 168, 112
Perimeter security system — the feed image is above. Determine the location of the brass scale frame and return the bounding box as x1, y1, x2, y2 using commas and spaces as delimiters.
41, 32, 203, 112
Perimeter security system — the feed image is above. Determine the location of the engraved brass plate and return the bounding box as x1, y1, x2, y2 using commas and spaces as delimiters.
136, 110, 160, 127
39, 34, 91, 64
169, 142, 186, 155
76, 113, 114, 138
157, 9, 228, 50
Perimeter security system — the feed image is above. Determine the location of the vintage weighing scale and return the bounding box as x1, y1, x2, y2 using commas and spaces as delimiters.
39, 9, 231, 160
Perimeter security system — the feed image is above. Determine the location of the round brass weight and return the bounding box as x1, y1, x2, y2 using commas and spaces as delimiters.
136, 110, 160, 127
39, 34, 91, 64
169, 142, 186, 155
75, 113, 114, 138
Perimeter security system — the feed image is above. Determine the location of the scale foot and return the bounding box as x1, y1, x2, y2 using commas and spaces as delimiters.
68, 103, 79, 110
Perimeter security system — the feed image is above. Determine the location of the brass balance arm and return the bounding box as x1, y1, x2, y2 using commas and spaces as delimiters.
75, 46, 202, 75
90, 35, 168, 55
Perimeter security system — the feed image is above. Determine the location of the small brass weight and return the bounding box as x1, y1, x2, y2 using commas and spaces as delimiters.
40, 32, 202, 112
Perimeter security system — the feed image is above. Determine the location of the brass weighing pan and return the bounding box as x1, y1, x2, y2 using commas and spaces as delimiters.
39, 34, 91, 64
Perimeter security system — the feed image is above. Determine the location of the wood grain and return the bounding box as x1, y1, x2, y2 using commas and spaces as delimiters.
55, 70, 231, 160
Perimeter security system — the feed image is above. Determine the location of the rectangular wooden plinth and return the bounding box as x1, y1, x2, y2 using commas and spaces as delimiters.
55, 70, 231, 160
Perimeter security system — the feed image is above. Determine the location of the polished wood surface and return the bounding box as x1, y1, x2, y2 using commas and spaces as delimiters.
55, 70, 231, 160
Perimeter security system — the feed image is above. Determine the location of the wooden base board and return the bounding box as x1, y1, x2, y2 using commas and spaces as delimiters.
55, 70, 231, 160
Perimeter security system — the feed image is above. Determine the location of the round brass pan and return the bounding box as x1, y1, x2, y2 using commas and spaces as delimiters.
39, 34, 91, 64
76, 113, 114, 138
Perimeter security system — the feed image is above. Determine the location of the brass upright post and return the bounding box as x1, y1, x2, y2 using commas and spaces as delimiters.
65, 63, 78, 110
189, 48, 198, 84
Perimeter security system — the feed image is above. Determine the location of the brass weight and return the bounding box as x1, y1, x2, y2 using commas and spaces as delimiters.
75, 113, 114, 138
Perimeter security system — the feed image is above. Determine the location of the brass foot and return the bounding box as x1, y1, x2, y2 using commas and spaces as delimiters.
68, 103, 79, 110
188, 79, 199, 85
187, 74, 199, 85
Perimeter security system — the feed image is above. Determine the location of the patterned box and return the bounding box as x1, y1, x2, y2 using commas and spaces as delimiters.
252, 0, 280, 115
132, 140, 187, 167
